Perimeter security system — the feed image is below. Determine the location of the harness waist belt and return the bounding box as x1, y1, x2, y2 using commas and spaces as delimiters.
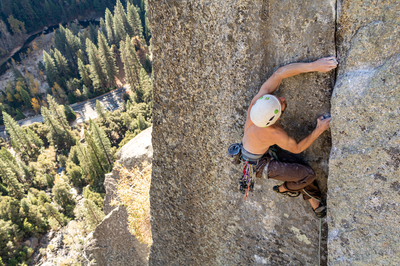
241, 146, 263, 164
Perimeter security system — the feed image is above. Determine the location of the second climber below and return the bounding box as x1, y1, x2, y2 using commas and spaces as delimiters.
241, 56, 338, 218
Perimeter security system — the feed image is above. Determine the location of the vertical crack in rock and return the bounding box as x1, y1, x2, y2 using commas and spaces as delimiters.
328, 0, 400, 264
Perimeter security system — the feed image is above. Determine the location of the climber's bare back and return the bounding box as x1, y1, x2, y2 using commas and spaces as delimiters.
241, 57, 337, 155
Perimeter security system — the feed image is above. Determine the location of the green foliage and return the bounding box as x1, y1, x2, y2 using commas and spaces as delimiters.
43, 51, 58, 88
41, 95, 76, 150
74, 198, 104, 231
44, 203, 68, 228
97, 32, 118, 88
26, 122, 50, 147
86, 38, 108, 92
3, 112, 42, 162
89, 118, 114, 166
64, 104, 77, 122
83, 187, 104, 209
52, 181, 75, 217
15, 109, 25, 120
67, 164, 85, 187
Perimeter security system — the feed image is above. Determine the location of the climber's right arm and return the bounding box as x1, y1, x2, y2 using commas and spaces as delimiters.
272, 116, 331, 154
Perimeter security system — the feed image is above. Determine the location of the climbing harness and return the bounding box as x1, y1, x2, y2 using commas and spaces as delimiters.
240, 161, 255, 202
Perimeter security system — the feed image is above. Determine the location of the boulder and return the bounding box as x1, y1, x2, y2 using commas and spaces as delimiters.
103, 172, 117, 215
117, 127, 153, 168
328, 0, 400, 264
84, 206, 149, 266
103, 127, 153, 215
148, 0, 334, 265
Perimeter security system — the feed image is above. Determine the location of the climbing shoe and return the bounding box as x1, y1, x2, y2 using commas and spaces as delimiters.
312, 202, 327, 218
273, 185, 301, 197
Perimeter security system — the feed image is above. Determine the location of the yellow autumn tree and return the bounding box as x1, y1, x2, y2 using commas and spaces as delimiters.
31, 98, 41, 113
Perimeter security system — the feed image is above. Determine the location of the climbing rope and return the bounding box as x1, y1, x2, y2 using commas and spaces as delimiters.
302, 188, 323, 266
318, 217, 322, 266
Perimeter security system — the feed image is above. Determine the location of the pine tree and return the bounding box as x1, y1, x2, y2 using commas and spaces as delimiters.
0, 167, 23, 199
120, 36, 142, 89
127, 2, 143, 38
47, 95, 75, 146
2, 111, 33, 159
43, 51, 58, 87
95, 100, 106, 122
99, 17, 106, 35
19, 87, 31, 108
89, 119, 113, 166
114, 0, 131, 36
144, 53, 152, 73
44, 203, 67, 227
86, 39, 108, 92
51, 82, 68, 104
78, 58, 92, 89
82, 85, 91, 100
0, 147, 23, 183
89, 23, 98, 45
54, 25, 68, 56
83, 199, 104, 230
53, 48, 70, 77
75, 142, 92, 181
64, 27, 81, 71
143, 11, 151, 42
112, 1, 127, 45
41, 106, 64, 150
105, 8, 115, 45
25, 127, 44, 150
97, 32, 118, 87
85, 130, 108, 174
138, 67, 152, 103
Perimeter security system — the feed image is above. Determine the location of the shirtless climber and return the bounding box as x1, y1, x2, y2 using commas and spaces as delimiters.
241, 56, 338, 218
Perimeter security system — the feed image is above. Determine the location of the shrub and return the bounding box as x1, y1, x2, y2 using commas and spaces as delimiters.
113, 162, 151, 246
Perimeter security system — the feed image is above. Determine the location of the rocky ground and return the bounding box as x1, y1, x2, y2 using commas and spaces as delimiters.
0, 32, 53, 97
28, 190, 92, 266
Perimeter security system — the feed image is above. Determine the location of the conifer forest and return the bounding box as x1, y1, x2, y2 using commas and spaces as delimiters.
0, 0, 152, 264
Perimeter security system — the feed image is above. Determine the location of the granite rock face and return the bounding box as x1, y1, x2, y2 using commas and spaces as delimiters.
328, 0, 400, 264
84, 206, 149, 266
148, 0, 399, 264
148, 0, 335, 265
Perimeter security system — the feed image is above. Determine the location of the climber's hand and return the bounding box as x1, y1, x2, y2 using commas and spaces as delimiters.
316, 116, 331, 133
312, 56, 338, 73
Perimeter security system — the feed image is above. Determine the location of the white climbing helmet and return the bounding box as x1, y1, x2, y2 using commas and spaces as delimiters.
250, 94, 282, 127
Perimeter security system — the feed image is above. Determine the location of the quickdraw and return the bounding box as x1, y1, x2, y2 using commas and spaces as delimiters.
239, 161, 255, 202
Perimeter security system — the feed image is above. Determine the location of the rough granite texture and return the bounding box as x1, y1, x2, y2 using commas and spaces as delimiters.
84, 206, 149, 266
328, 0, 400, 264
148, 0, 335, 265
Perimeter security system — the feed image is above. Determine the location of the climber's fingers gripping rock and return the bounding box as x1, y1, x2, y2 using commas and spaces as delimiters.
312, 56, 338, 73
316, 116, 331, 133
